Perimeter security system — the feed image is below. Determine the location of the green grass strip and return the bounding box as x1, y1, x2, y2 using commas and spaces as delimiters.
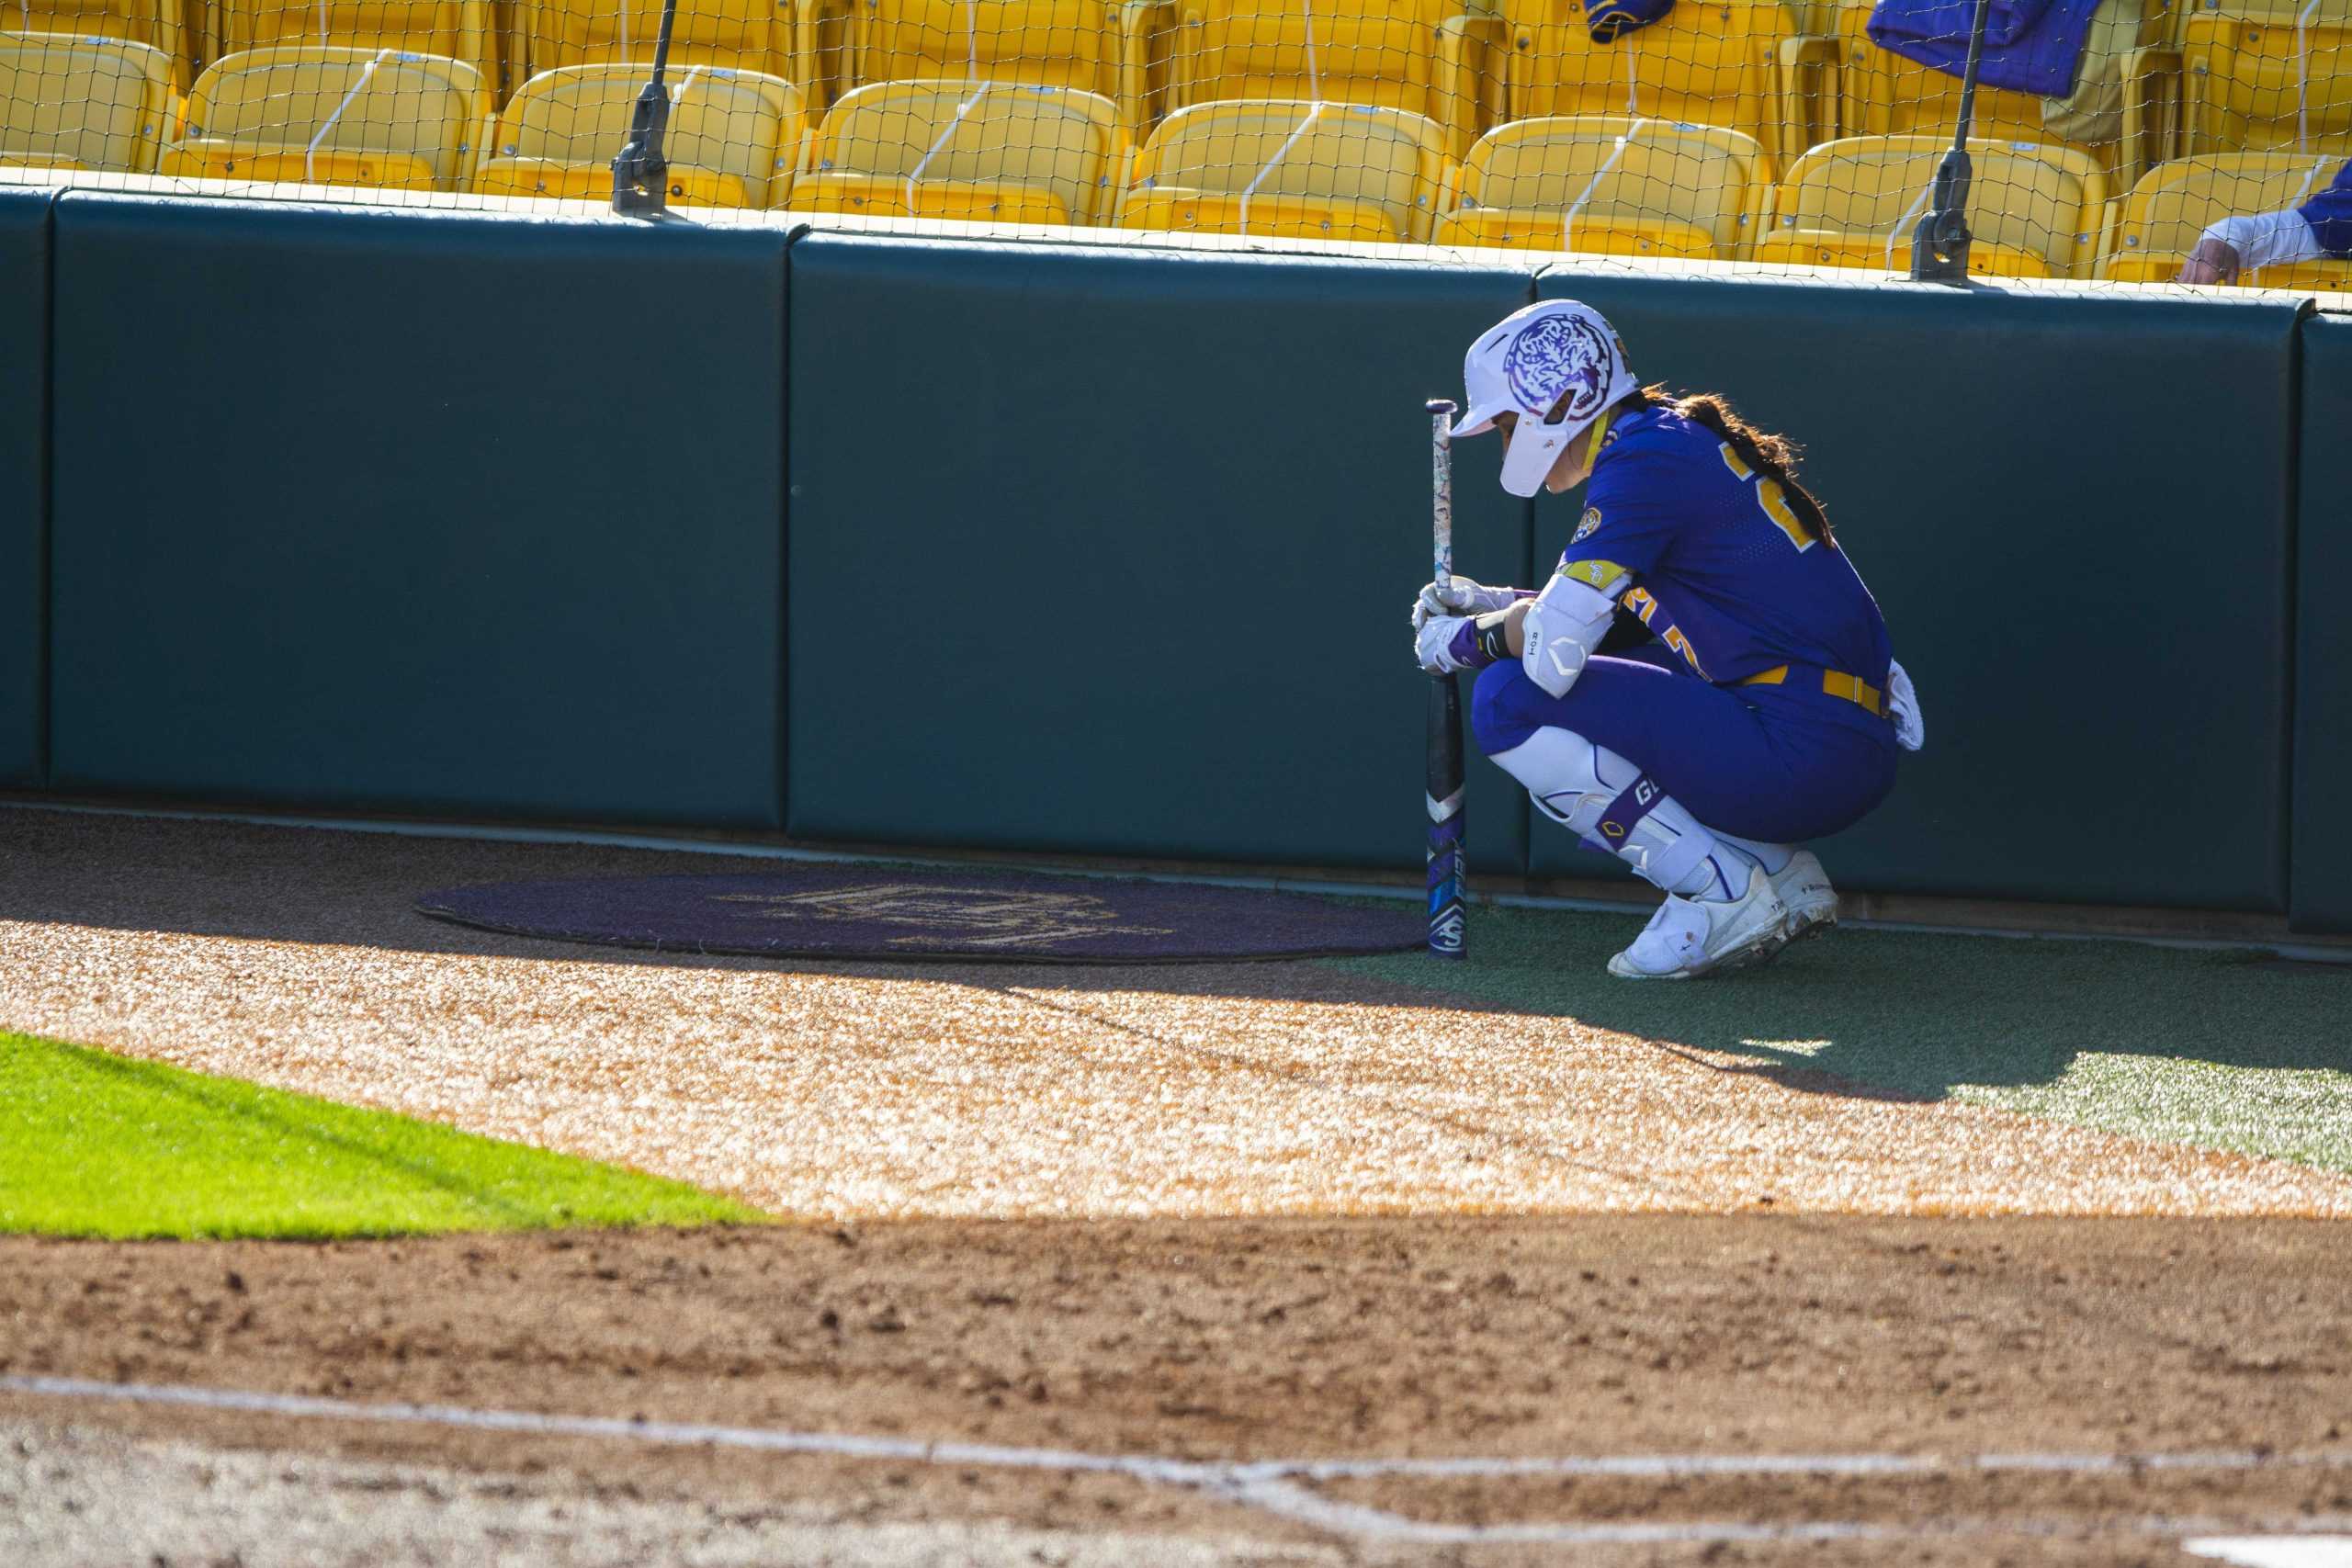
1337, 905, 2352, 1176
0, 1032, 766, 1238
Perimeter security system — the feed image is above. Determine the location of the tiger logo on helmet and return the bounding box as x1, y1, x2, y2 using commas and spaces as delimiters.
1453, 300, 1640, 498
1505, 311, 1618, 423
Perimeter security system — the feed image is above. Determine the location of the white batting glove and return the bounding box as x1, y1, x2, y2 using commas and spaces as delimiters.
1887, 660, 1925, 752
1410, 574, 1520, 631
1415, 614, 1473, 674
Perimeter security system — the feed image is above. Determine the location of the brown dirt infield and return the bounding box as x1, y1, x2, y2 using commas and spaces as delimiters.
5, 1218, 2350, 1563
4, 807, 2350, 1563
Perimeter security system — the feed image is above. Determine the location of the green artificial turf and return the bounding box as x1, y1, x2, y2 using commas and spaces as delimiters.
0, 1032, 766, 1238
1339, 905, 2352, 1175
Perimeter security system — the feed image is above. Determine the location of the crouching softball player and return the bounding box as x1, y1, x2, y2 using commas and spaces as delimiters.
1414, 299, 1924, 979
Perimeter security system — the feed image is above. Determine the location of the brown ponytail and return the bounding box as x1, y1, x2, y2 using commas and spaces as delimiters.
1623, 383, 1835, 546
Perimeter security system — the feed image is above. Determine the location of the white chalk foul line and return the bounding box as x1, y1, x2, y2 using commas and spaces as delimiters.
1270, 1448, 2352, 1483
2187, 1538, 2352, 1568
7, 1374, 2352, 1548
1222, 1477, 1897, 1544
0, 1375, 1204, 1482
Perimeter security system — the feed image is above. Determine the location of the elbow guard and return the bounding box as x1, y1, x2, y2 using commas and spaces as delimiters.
1521, 562, 1625, 698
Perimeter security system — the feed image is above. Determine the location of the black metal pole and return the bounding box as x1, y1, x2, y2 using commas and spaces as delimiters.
611, 0, 682, 215
1910, 0, 1996, 285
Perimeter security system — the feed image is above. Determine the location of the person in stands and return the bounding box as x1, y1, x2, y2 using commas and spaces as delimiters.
2178, 159, 2352, 283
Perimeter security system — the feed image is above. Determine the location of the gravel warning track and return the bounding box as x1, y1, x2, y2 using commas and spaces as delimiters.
4, 807, 2349, 1219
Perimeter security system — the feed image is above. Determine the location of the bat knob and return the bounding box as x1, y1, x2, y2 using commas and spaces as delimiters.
1425, 398, 1458, 417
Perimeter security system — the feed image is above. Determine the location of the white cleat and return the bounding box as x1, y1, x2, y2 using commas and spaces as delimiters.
1606, 863, 1791, 980
1770, 849, 1839, 946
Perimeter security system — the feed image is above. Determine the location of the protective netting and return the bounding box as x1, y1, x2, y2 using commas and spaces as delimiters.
3, 0, 2349, 288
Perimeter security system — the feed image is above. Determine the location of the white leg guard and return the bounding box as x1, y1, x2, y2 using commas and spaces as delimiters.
1487, 728, 1756, 901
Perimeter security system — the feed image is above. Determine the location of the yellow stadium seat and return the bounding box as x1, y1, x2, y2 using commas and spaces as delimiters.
206, 0, 491, 81
516, 0, 823, 89
1750, 132, 2109, 276
206, 0, 492, 92
1832, 0, 2169, 177
471, 62, 805, 205
1499, 0, 1823, 165
2268, 260, 2352, 292
160, 44, 487, 188
2101, 150, 2352, 282
1434, 113, 1770, 257
854, 0, 1166, 131
0, 33, 175, 169
1118, 97, 1452, 242
1168, 0, 1503, 156
4, 0, 187, 88
797, 77, 1123, 223
2161, 0, 2352, 156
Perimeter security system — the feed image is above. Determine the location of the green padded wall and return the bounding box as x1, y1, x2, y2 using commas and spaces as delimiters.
1531, 270, 2301, 911
0, 189, 47, 788
48, 195, 787, 828
788, 235, 1535, 871
2292, 313, 2352, 933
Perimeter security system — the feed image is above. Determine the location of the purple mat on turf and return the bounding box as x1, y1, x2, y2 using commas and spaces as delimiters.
415, 865, 1423, 963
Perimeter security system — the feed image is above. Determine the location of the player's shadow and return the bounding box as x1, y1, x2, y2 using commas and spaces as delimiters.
6, 804, 2345, 1114
1440, 902, 2352, 1103
0, 803, 1541, 1013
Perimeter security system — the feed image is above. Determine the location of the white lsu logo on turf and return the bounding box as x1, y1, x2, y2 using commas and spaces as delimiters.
711, 886, 1171, 949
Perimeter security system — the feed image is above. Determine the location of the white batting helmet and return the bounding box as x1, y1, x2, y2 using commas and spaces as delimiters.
1453, 300, 1638, 497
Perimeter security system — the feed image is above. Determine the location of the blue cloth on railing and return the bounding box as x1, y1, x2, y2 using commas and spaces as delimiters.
1865, 0, 2102, 98
2298, 160, 2352, 255
1585, 0, 1674, 42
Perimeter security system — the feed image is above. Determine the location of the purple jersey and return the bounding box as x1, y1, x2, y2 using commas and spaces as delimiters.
2298, 158, 2352, 256
1555, 405, 1893, 688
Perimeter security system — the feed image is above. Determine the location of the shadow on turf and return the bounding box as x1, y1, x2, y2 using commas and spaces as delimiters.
7, 807, 2344, 1109
1358, 904, 2352, 1104
0, 806, 1531, 1017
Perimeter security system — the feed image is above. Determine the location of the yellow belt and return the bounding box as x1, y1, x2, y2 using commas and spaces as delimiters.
1738, 664, 1889, 717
